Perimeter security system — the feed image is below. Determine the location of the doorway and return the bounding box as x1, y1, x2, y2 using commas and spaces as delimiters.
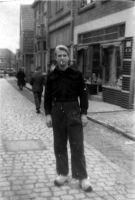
102, 44, 122, 86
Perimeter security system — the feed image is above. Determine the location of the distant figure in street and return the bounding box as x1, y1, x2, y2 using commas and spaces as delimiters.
71, 59, 78, 69
44, 45, 92, 192
50, 60, 57, 72
16, 68, 26, 90
30, 66, 45, 114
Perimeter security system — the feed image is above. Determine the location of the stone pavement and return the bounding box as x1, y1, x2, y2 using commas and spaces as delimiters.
0, 78, 135, 200
24, 81, 135, 141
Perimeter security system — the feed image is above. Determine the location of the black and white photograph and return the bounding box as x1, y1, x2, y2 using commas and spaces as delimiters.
0, 0, 135, 199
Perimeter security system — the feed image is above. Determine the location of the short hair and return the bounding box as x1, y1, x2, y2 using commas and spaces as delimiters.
55, 45, 69, 56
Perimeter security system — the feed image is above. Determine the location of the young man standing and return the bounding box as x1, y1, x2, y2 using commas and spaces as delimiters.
44, 45, 92, 192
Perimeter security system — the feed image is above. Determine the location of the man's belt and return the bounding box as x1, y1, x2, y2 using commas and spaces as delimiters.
52, 96, 78, 102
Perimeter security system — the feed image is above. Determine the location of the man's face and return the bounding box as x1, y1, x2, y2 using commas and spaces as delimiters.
55, 49, 69, 70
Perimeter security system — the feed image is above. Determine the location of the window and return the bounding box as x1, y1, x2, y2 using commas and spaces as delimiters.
80, 0, 95, 8
38, 42, 41, 52
48, 0, 52, 17
43, 1, 47, 27
43, 42, 46, 51
35, 9, 39, 36
86, 0, 95, 4
56, 0, 63, 12
35, 9, 39, 20
43, 1, 47, 13
78, 24, 125, 44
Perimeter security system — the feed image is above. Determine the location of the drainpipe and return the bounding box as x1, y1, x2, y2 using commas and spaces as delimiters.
70, 0, 75, 66
129, 36, 135, 109
46, 1, 50, 72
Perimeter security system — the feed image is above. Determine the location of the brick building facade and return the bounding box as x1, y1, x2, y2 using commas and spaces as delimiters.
74, 0, 135, 109
0, 48, 15, 70
31, 1, 48, 73
20, 5, 34, 80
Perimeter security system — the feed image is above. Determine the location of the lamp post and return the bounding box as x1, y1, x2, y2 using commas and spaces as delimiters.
46, 1, 50, 73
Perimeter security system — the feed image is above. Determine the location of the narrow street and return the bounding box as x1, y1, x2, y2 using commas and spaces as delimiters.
0, 78, 135, 200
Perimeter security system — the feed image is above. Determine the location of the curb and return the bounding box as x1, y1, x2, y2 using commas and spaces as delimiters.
25, 83, 135, 141
87, 116, 135, 141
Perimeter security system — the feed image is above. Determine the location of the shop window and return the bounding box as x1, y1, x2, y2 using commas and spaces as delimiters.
78, 24, 125, 44
102, 43, 123, 87
93, 45, 100, 76
92, 45, 102, 83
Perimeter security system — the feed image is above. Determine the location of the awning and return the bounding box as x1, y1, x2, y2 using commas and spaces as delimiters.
101, 42, 121, 48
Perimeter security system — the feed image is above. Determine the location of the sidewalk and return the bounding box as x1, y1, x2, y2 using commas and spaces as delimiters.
25, 82, 135, 141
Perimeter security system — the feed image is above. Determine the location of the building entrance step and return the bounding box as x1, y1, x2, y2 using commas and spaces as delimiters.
89, 94, 103, 102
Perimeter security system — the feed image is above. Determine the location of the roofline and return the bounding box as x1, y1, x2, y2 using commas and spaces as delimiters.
31, 1, 38, 8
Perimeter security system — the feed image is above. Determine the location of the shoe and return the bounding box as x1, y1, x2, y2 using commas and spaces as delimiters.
54, 175, 68, 186
36, 109, 40, 114
79, 178, 92, 192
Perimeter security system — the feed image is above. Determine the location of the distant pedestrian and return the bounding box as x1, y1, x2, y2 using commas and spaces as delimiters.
16, 68, 26, 90
71, 59, 78, 69
30, 66, 45, 114
50, 60, 57, 72
44, 45, 92, 192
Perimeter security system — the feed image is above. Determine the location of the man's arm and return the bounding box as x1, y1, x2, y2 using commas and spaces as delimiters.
44, 74, 53, 127
78, 72, 88, 127
78, 72, 88, 115
44, 74, 52, 116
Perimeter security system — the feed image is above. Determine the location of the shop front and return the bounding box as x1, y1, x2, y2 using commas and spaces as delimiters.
76, 23, 134, 109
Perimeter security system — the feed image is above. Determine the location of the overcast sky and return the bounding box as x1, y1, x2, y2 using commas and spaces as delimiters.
0, 0, 34, 53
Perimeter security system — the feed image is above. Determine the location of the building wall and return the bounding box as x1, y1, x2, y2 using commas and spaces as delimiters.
20, 5, 34, 54
49, 1, 70, 24
48, 1, 72, 63
75, 1, 134, 27
0, 49, 14, 69
73, 1, 135, 109
23, 30, 34, 53
49, 25, 71, 49
20, 5, 34, 80
74, 6, 135, 44
32, 1, 47, 72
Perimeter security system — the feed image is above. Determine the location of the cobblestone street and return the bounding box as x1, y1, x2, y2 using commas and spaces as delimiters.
0, 79, 135, 200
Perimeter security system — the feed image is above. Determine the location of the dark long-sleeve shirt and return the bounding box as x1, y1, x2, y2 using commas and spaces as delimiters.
44, 66, 88, 115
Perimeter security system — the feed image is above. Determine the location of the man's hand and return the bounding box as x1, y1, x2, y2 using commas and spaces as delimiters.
81, 114, 88, 127
46, 114, 52, 128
